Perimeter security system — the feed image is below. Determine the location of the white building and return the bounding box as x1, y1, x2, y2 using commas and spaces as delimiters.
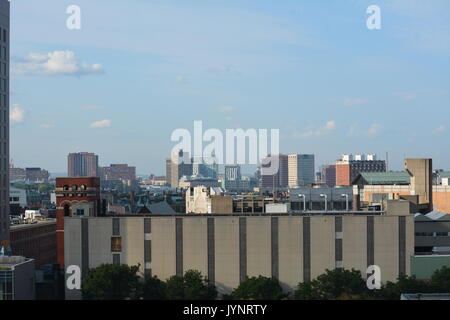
9, 187, 27, 208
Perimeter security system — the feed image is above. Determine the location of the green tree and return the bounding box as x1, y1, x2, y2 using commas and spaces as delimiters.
231, 276, 285, 300
375, 274, 432, 300
165, 270, 217, 300
142, 276, 167, 300
430, 266, 450, 292
81, 264, 141, 300
294, 269, 368, 300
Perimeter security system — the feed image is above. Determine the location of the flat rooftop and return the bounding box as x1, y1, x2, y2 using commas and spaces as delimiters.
10, 219, 56, 231
72, 211, 388, 218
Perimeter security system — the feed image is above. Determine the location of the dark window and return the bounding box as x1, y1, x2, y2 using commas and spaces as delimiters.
111, 237, 122, 252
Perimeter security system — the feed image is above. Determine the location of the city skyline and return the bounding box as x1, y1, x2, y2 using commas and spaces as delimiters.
9, 0, 450, 174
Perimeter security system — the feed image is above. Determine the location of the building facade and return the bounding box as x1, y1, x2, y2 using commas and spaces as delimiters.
261, 154, 288, 190
0, 256, 35, 300
336, 154, 386, 186
322, 165, 336, 187
67, 152, 99, 177
64, 212, 414, 299
167, 150, 192, 188
55, 177, 101, 268
10, 220, 57, 268
288, 154, 315, 187
100, 164, 136, 182
25, 167, 49, 183
224, 165, 241, 191
0, 0, 9, 249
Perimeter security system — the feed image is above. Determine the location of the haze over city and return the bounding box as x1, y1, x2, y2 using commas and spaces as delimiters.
9, 0, 450, 174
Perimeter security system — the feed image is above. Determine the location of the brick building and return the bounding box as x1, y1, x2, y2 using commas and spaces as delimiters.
55, 177, 101, 268
10, 220, 57, 268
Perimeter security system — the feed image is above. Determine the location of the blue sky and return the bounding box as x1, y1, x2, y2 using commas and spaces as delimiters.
9, 0, 450, 174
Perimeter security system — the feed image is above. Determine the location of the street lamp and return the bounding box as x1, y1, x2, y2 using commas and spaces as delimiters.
320, 194, 328, 212
342, 194, 349, 211
298, 194, 306, 211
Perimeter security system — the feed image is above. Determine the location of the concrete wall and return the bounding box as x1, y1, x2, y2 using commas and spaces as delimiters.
64, 214, 414, 299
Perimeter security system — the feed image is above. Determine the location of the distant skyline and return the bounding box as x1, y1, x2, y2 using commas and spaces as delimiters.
9, 0, 450, 175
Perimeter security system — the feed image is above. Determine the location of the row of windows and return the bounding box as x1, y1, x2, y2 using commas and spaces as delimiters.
62, 185, 87, 191
415, 232, 450, 237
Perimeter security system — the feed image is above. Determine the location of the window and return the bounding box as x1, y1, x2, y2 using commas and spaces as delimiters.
71, 185, 78, 191
111, 237, 122, 252
75, 209, 84, 216
112, 254, 120, 265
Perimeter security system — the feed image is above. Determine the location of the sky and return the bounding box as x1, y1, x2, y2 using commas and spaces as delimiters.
9, 0, 450, 175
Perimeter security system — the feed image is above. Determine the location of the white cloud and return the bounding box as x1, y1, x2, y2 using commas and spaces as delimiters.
10, 105, 25, 124
13, 50, 104, 76
367, 123, 382, 138
433, 125, 446, 135
343, 98, 368, 106
293, 120, 336, 139
216, 106, 237, 113
90, 119, 111, 128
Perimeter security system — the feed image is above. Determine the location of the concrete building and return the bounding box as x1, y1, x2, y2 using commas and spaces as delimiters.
167, 150, 192, 188
55, 177, 101, 268
288, 154, 315, 187
9, 186, 27, 208
353, 159, 436, 214
0, 0, 9, 250
192, 156, 219, 180
68, 152, 99, 177
25, 167, 49, 183
100, 164, 136, 182
336, 154, 386, 186
0, 256, 35, 300
64, 211, 414, 299
414, 211, 450, 254
9, 166, 25, 182
186, 187, 232, 214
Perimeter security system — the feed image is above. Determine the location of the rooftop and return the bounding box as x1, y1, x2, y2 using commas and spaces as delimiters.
353, 171, 411, 185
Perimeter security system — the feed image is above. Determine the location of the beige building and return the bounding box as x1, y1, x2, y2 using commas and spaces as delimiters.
186, 187, 232, 214
288, 154, 315, 187
65, 211, 414, 299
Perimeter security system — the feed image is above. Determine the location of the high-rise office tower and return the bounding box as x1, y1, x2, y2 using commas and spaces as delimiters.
322, 164, 336, 187
288, 154, 315, 187
67, 152, 99, 177
0, 0, 9, 248
261, 154, 288, 190
224, 165, 241, 190
192, 155, 219, 180
167, 149, 192, 188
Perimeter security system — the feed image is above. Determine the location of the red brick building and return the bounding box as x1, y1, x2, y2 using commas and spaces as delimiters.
55, 177, 101, 268
10, 220, 57, 268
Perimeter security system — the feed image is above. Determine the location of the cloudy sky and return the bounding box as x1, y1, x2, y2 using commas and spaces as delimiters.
9, 0, 450, 174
